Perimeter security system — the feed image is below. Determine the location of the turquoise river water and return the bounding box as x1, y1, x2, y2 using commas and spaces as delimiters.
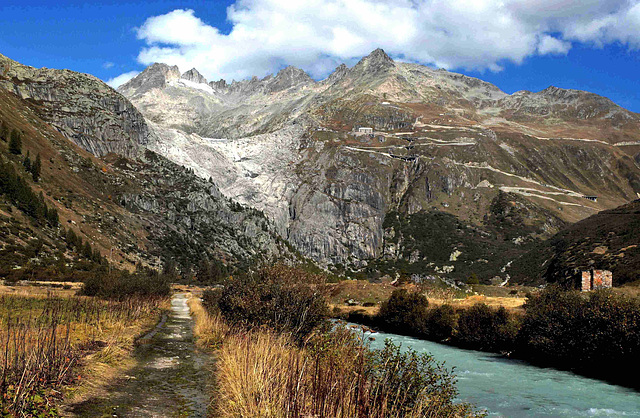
358, 326, 640, 417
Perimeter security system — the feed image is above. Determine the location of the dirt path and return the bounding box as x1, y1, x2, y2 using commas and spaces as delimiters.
69, 294, 214, 417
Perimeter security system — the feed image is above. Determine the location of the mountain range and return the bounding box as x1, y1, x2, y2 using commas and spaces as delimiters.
1, 49, 639, 285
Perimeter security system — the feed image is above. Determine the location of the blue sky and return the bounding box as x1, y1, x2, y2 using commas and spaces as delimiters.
1, 0, 640, 112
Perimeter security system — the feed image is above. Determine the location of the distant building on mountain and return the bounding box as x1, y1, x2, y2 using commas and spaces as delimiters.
580, 269, 612, 291
358, 127, 373, 134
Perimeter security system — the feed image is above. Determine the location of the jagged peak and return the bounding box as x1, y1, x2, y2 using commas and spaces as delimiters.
351, 48, 395, 76
358, 48, 394, 66
324, 63, 349, 85
209, 79, 228, 90
181, 68, 207, 85
275, 65, 312, 79
118, 62, 180, 93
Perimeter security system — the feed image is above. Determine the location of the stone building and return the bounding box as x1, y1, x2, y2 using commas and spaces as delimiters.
580, 269, 613, 291
358, 127, 373, 134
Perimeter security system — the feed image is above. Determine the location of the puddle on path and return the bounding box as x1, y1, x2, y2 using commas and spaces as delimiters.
69, 294, 214, 417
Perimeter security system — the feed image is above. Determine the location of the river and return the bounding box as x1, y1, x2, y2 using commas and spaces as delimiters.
359, 327, 640, 417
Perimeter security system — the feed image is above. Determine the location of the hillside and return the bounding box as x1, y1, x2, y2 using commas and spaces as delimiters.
511, 199, 640, 287
119, 48, 640, 283
0, 54, 296, 281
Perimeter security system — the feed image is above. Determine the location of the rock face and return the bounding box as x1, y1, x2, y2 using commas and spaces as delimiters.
0, 54, 153, 158
117, 48, 640, 281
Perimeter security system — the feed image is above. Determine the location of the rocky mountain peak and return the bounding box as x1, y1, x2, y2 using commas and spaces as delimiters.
119, 63, 180, 96
324, 63, 349, 85
181, 68, 208, 85
348, 48, 396, 81
209, 79, 228, 90
265, 66, 314, 92
356, 48, 395, 68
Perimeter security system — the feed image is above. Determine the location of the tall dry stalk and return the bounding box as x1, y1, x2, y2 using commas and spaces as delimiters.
0, 294, 162, 415
214, 327, 479, 418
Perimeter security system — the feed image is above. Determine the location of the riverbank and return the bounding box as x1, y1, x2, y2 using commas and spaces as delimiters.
362, 326, 640, 417
338, 286, 640, 390
188, 265, 484, 417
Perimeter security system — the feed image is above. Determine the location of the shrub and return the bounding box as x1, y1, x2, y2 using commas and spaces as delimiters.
426, 304, 457, 341
215, 264, 329, 341
456, 303, 518, 352
81, 267, 170, 300
377, 289, 430, 336
517, 286, 640, 384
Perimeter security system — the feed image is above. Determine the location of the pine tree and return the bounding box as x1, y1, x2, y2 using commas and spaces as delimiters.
31, 153, 41, 182
66, 228, 78, 248
83, 241, 93, 259
0, 121, 8, 142
22, 151, 31, 171
46, 206, 59, 227
8, 130, 21, 154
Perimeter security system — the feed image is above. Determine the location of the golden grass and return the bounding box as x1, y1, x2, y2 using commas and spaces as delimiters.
187, 296, 477, 418
187, 294, 229, 350
216, 331, 302, 417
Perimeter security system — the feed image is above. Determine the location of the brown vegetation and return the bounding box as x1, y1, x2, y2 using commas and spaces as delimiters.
189, 266, 481, 418
0, 293, 164, 415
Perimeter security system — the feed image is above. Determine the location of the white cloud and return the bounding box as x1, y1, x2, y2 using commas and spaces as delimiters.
103, 61, 114, 69
130, 0, 640, 82
106, 71, 140, 89
538, 35, 571, 55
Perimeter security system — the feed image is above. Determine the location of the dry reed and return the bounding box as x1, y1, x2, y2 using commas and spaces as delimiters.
0, 294, 162, 415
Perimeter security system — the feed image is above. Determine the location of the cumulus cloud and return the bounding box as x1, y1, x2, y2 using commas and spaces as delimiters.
537, 35, 571, 55
106, 71, 139, 89
121, 0, 640, 82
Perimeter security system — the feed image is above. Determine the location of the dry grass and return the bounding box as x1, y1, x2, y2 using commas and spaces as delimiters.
0, 293, 164, 415
187, 294, 229, 350
431, 295, 526, 312
187, 296, 478, 418
329, 280, 529, 316
213, 329, 477, 418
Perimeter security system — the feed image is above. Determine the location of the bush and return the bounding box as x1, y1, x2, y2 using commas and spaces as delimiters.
517, 286, 640, 384
377, 289, 430, 336
456, 303, 518, 352
81, 267, 170, 300
214, 264, 329, 341
426, 304, 457, 341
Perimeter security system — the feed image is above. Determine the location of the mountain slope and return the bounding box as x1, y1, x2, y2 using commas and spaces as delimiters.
0, 54, 296, 279
511, 199, 640, 287
118, 48, 640, 283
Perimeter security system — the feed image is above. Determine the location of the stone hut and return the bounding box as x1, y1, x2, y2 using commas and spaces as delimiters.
580, 269, 613, 292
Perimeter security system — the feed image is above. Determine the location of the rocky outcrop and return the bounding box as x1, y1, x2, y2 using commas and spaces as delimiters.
181, 68, 208, 85
0, 54, 152, 158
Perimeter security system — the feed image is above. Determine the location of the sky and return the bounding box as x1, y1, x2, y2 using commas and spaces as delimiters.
1, 0, 640, 111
